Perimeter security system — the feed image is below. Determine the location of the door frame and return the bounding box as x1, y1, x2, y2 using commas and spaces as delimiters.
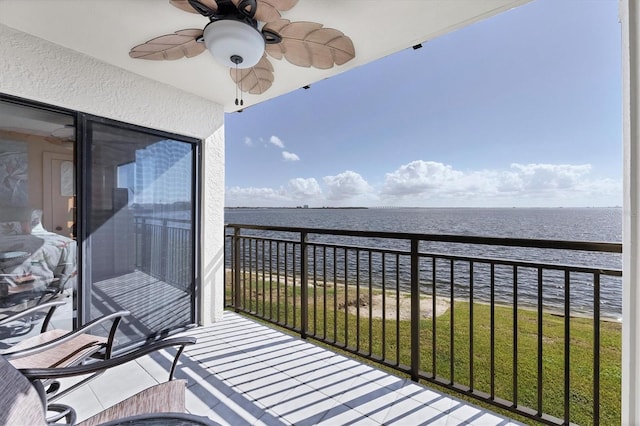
42, 151, 74, 235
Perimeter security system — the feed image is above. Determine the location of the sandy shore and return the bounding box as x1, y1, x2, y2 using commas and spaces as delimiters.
341, 293, 450, 320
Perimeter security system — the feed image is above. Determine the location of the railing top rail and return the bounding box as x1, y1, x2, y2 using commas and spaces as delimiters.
224, 223, 622, 254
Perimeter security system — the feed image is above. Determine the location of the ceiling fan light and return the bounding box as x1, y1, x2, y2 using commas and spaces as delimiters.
203, 20, 265, 69
51, 124, 75, 140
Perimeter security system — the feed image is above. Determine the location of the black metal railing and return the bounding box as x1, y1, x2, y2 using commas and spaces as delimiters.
135, 217, 192, 291
224, 224, 622, 426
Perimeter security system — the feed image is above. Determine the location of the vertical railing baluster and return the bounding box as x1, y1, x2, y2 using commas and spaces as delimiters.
432, 256, 437, 378
276, 241, 281, 323
269, 241, 273, 320
411, 239, 421, 382
469, 260, 474, 391
450, 259, 455, 384
261, 240, 265, 317
513, 265, 519, 406
396, 253, 400, 365
249, 239, 260, 314
293, 244, 297, 329
344, 248, 349, 348
246, 237, 250, 310
382, 252, 387, 361
224, 233, 229, 305
333, 246, 337, 344
368, 250, 373, 356
356, 250, 361, 352
537, 267, 544, 415
564, 269, 571, 424
593, 273, 601, 425
284, 242, 289, 326
160, 219, 168, 281
323, 245, 327, 340
300, 232, 308, 338
233, 227, 241, 312
242, 238, 247, 309
313, 244, 317, 336
491, 262, 495, 398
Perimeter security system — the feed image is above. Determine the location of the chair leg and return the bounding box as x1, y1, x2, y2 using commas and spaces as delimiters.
46, 403, 77, 424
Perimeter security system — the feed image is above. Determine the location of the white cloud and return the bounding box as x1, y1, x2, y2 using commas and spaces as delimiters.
243, 137, 253, 147
226, 161, 621, 208
323, 171, 374, 200
509, 163, 591, 190
288, 178, 322, 199
380, 160, 620, 207
226, 180, 322, 207
382, 161, 463, 195
282, 151, 300, 161
270, 135, 285, 148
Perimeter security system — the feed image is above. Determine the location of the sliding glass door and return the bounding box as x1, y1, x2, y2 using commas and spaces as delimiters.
0, 99, 76, 341
0, 95, 199, 348
85, 120, 197, 345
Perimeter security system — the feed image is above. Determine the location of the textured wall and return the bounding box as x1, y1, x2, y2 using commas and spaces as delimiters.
0, 23, 225, 324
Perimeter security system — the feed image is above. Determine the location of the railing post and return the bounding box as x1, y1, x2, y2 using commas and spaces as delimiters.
233, 227, 241, 312
410, 238, 420, 382
301, 231, 308, 339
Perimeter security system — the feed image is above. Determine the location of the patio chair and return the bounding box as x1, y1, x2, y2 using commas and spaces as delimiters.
0, 336, 215, 425
1, 301, 129, 400
2, 306, 127, 369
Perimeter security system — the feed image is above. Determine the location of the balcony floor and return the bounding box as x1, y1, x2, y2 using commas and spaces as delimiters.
59, 311, 523, 425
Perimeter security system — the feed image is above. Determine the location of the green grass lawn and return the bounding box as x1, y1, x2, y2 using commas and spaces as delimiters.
226, 278, 621, 425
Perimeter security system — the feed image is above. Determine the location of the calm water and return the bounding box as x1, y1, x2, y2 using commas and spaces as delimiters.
225, 207, 623, 320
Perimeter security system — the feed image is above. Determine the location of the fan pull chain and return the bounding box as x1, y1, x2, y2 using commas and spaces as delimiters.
235, 64, 239, 106
234, 63, 244, 107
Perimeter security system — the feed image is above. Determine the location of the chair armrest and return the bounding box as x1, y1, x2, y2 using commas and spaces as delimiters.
0, 300, 66, 332
19, 336, 196, 381
98, 412, 217, 426
2, 310, 130, 359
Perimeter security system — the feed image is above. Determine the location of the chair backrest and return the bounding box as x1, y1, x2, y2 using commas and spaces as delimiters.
0, 355, 46, 425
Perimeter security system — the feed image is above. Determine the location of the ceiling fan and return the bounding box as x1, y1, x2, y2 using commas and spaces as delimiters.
129, 0, 356, 104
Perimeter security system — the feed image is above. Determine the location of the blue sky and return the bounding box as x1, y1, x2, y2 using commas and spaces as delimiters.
225, 0, 622, 208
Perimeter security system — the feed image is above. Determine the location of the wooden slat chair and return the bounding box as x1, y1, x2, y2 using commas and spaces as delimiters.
0, 336, 214, 425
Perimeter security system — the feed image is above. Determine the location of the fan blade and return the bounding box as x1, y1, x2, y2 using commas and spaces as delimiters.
264, 20, 355, 69
0, 129, 70, 146
170, 0, 218, 14
234, 0, 297, 23
229, 55, 274, 94
129, 29, 205, 60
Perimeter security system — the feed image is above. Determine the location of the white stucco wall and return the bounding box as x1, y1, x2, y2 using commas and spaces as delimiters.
0, 23, 225, 324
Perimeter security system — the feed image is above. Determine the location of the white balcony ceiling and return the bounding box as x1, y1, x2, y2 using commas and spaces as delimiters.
0, 0, 530, 112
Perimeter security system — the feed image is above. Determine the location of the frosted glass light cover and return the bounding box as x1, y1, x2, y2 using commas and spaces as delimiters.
203, 20, 265, 69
